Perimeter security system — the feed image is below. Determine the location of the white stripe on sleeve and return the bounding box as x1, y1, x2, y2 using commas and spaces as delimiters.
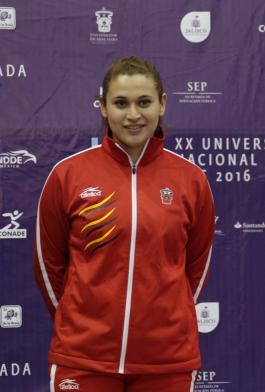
50, 364, 57, 392
36, 194, 59, 309
193, 245, 213, 304
190, 370, 198, 392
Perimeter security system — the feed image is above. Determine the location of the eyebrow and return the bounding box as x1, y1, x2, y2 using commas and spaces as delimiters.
113, 95, 152, 100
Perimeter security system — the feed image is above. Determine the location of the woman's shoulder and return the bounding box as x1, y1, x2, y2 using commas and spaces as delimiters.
53, 144, 102, 171
162, 148, 206, 177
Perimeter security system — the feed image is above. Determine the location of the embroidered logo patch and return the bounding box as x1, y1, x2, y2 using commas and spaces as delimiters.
160, 187, 174, 205
80, 187, 102, 199
58, 378, 80, 390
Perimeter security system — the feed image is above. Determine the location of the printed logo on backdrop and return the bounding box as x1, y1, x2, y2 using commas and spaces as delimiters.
172, 81, 222, 105
0, 305, 22, 328
59, 378, 80, 390
96, 8, 112, 32
173, 136, 265, 183
0, 7, 16, 29
90, 137, 99, 147
180, 12, 211, 43
196, 302, 219, 333
93, 86, 103, 108
0, 64, 27, 77
0, 362, 31, 377
195, 370, 232, 391
90, 7, 118, 45
234, 221, 265, 233
0, 211, 27, 239
0, 150, 36, 168
258, 25, 265, 33
215, 216, 224, 236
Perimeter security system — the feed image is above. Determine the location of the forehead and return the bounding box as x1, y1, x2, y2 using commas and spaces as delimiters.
107, 74, 157, 97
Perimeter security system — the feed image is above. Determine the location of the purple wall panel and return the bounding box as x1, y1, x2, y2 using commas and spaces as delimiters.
0, 1, 264, 390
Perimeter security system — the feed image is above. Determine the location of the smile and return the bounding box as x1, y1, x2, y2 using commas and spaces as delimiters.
124, 125, 145, 130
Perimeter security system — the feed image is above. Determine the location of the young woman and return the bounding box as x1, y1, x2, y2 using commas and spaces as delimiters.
35, 57, 215, 392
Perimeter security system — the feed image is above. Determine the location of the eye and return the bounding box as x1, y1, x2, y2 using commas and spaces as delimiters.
114, 100, 127, 108
138, 99, 151, 107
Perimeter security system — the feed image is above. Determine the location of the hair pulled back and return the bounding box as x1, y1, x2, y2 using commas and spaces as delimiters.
101, 56, 164, 105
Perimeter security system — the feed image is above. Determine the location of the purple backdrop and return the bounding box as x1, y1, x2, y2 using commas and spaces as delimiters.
0, 1, 265, 391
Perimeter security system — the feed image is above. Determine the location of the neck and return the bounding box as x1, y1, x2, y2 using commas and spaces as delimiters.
117, 143, 146, 164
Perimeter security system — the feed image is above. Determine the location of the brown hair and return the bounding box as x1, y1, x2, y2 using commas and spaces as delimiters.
101, 56, 164, 105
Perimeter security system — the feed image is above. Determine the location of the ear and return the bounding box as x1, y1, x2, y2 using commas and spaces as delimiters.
100, 101, 108, 119
159, 93, 167, 116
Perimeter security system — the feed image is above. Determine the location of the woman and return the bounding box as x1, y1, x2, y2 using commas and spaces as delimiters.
35, 56, 215, 392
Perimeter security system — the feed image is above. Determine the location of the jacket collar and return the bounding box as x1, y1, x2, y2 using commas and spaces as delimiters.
102, 127, 164, 167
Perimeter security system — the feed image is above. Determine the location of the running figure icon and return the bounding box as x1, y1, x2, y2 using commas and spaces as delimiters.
1, 210, 23, 230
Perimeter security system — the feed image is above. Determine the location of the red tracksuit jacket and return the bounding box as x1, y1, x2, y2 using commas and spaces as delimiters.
34, 131, 215, 375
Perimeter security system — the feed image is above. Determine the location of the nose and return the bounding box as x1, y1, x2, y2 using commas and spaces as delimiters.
126, 104, 141, 121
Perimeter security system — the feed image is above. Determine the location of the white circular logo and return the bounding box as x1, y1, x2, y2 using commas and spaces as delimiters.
196, 302, 220, 333
180, 12, 211, 43
258, 24, 265, 33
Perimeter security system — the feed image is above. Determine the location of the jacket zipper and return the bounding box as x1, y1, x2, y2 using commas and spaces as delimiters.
115, 141, 149, 374
118, 162, 137, 374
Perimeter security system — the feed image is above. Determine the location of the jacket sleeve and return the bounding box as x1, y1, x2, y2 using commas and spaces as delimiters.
185, 174, 215, 304
34, 167, 70, 319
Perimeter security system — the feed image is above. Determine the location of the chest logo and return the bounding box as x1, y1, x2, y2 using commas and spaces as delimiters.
160, 187, 174, 205
80, 187, 102, 199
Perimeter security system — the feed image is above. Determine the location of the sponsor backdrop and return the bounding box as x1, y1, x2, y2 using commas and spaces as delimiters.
0, 1, 264, 391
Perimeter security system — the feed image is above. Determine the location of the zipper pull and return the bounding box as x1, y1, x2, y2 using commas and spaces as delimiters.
132, 164, 136, 174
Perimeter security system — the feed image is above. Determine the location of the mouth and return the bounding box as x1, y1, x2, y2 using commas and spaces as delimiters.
124, 125, 145, 132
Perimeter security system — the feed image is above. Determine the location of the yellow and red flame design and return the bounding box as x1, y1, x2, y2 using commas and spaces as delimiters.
79, 192, 118, 252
